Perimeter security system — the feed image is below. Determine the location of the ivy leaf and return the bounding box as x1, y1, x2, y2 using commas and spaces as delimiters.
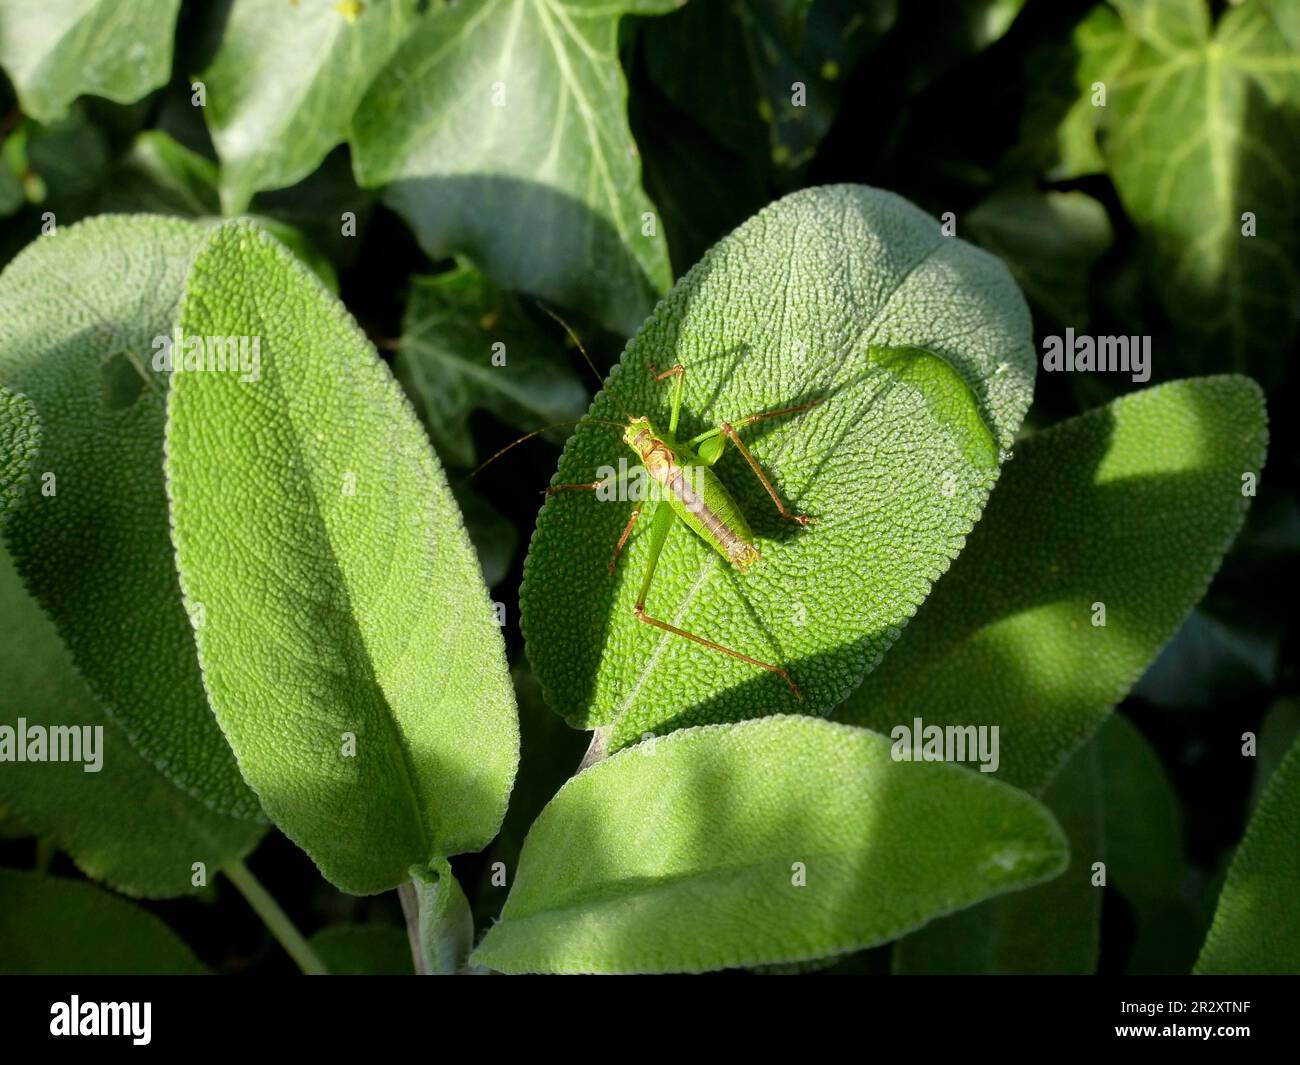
394, 266, 588, 469
1100, 0, 1300, 386
165, 222, 519, 895
0, 216, 259, 819
350, 0, 676, 335
0, 385, 38, 518
472, 716, 1066, 974
97, 130, 222, 217
0, 0, 181, 124
965, 189, 1112, 326
893, 737, 1102, 974
1196, 731, 1300, 974
200, 0, 422, 213
0, 549, 264, 898
0, 869, 205, 974
522, 184, 1034, 749
838, 376, 1268, 792
643, 0, 896, 177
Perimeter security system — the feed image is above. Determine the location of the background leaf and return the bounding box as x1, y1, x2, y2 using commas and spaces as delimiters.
394, 265, 588, 468
839, 376, 1268, 791
1100, 0, 1300, 387
1195, 730, 1300, 974
523, 183, 1034, 749
0, 868, 205, 974
309, 923, 414, 975
350, 0, 676, 334
893, 736, 1102, 974
965, 189, 1112, 326
473, 716, 1067, 974
0, 0, 181, 123
201, 0, 422, 212
0, 215, 259, 818
0, 550, 263, 897
165, 222, 518, 894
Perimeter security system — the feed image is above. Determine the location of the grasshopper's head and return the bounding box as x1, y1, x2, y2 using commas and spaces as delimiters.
622, 415, 657, 456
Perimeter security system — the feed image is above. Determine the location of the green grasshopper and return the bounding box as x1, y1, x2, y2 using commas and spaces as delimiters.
534, 313, 820, 697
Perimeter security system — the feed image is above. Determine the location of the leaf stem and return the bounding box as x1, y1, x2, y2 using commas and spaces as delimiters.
223, 860, 328, 975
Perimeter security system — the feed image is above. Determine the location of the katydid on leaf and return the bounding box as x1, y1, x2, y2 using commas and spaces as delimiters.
474, 308, 820, 697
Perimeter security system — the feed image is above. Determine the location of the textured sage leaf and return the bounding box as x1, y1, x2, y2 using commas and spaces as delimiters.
0, 0, 181, 123
0, 216, 259, 818
522, 184, 1034, 748
310, 924, 414, 975
165, 222, 518, 894
1100, 0, 1300, 385
395, 266, 588, 468
0, 869, 205, 974
0, 550, 264, 898
1196, 732, 1300, 974
893, 737, 1101, 974
350, 0, 676, 335
0, 386, 38, 518
201, 0, 422, 212
472, 716, 1067, 974
966, 190, 1112, 325
839, 376, 1268, 791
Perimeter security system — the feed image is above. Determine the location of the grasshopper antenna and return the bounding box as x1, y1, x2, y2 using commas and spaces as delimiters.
535, 301, 632, 419
463, 416, 625, 483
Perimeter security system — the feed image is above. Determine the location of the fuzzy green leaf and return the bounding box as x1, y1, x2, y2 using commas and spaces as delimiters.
1100, 0, 1300, 386
966, 189, 1112, 326
0, 216, 259, 818
395, 266, 588, 468
165, 222, 518, 895
839, 376, 1268, 791
1196, 731, 1300, 974
473, 716, 1067, 974
0, 385, 38, 519
309, 924, 414, 975
0, 550, 264, 897
201, 0, 422, 213
0, 0, 181, 123
893, 736, 1102, 974
0, 869, 205, 974
522, 184, 1034, 749
350, 0, 676, 334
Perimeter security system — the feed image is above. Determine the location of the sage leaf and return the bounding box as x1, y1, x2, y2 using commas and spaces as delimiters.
1196, 731, 1300, 974
893, 737, 1102, 974
472, 716, 1067, 974
0, 550, 264, 898
839, 376, 1268, 791
0, 868, 205, 974
165, 222, 518, 894
0, 385, 38, 518
0, 215, 259, 818
522, 184, 1034, 749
